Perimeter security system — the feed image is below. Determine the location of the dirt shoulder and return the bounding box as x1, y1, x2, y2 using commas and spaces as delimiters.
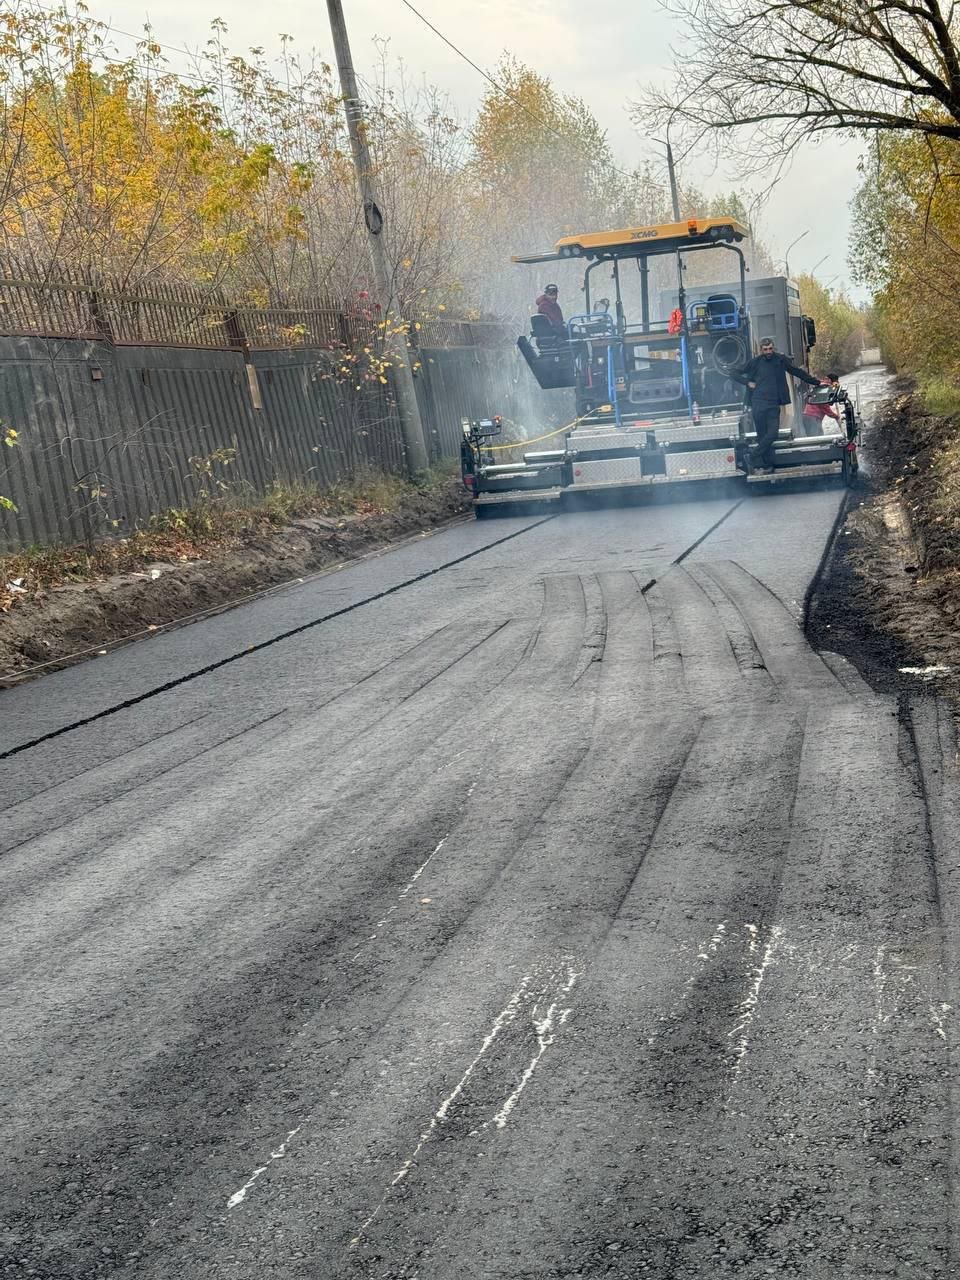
0, 472, 470, 684
807, 386, 960, 706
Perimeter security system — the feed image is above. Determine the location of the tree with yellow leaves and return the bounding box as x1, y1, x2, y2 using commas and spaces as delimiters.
0, 7, 281, 285
851, 131, 960, 387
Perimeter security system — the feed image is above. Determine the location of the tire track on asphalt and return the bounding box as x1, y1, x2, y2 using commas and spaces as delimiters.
338, 576, 706, 1264
399, 567, 843, 1278
2, 655, 605, 1278
684, 561, 773, 690
324, 552, 773, 1255
380, 556, 870, 1275
1, 500, 753, 1278
699, 559, 848, 700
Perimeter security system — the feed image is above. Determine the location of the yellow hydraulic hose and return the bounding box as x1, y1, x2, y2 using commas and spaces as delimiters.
482, 410, 604, 452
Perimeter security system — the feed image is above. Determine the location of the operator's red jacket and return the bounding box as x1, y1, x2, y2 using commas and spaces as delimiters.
536, 294, 565, 331
803, 398, 840, 422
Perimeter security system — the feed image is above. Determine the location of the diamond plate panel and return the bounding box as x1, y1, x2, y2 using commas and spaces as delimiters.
571, 456, 645, 485
654, 417, 740, 444
570, 428, 647, 451
664, 448, 738, 480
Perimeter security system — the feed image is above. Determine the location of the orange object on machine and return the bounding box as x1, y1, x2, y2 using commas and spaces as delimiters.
668, 308, 684, 335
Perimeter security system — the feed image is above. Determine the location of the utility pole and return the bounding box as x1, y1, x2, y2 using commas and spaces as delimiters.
325, 0, 429, 476
652, 129, 682, 220
647, 129, 682, 329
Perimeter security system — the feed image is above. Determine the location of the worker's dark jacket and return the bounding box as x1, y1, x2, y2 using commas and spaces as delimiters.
732, 353, 818, 407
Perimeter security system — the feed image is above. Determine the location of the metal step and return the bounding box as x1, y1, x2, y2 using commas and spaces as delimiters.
478, 464, 565, 493
475, 487, 563, 506
747, 463, 841, 483
523, 450, 566, 465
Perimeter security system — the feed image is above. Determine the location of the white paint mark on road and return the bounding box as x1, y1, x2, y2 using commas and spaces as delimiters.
351, 958, 581, 1248
350, 976, 532, 1247
728, 924, 783, 1081
227, 1126, 302, 1209
930, 1003, 950, 1041
899, 665, 951, 678
491, 965, 580, 1130
375, 836, 447, 928
354, 835, 452, 955
437, 750, 466, 774
692, 921, 728, 973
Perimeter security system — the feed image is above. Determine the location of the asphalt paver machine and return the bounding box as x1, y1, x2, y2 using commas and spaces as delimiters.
461, 218, 859, 511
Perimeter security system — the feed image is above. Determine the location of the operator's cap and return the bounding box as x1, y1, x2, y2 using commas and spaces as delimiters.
544, 283, 559, 294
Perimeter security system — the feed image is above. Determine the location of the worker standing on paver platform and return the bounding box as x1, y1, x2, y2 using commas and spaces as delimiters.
733, 337, 819, 471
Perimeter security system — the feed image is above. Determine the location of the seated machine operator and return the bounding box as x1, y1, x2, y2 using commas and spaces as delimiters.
535, 283, 565, 335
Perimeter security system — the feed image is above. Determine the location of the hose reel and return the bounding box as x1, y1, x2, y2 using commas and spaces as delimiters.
711, 333, 748, 373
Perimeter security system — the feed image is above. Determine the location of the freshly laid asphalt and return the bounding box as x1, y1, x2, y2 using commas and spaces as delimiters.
4, 368, 960, 1279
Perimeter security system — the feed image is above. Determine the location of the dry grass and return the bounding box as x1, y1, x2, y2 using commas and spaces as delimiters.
1, 465, 458, 612
918, 376, 960, 420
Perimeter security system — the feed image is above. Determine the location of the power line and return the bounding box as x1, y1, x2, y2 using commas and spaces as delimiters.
15, 0, 207, 66
13, 0, 671, 199
8, 0, 214, 85
397, 0, 662, 191
8, 0, 345, 104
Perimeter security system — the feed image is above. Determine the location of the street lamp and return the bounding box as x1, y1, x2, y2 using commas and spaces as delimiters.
780, 229, 810, 279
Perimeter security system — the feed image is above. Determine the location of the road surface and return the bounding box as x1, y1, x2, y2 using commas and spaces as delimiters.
4, 368, 959, 1279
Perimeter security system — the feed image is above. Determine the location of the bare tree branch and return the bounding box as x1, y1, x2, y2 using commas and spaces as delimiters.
636, 0, 960, 168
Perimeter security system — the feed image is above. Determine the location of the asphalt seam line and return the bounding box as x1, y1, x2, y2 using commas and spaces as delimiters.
2, 498, 745, 762
0, 517, 554, 761
638, 499, 744, 594
0, 514, 476, 686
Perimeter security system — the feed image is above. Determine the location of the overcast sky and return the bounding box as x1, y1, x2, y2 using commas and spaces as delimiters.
83, 0, 865, 295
